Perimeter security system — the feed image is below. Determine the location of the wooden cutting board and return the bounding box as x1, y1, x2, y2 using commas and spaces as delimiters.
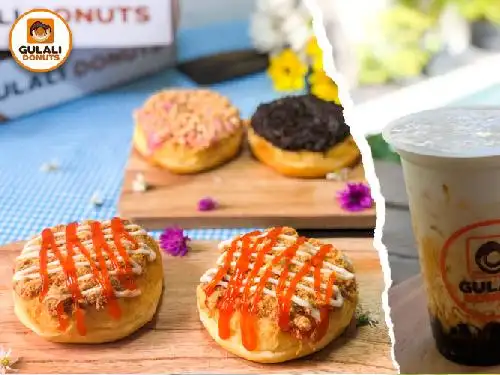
118, 149, 376, 231
390, 275, 500, 373
0, 238, 394, 374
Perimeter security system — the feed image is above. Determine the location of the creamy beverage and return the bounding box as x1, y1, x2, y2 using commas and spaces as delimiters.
383, 108, 500, 365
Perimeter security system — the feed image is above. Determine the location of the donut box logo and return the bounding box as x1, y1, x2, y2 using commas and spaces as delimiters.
27, 19, 54, 44
441, 220, 500, 321
9, 9, 72, 73
468, 237, 500, 276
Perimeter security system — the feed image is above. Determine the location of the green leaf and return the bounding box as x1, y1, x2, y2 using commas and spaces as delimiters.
384, 48, 430, 78
358, 50, 391, 85
367, 134, 401, 163
452, 0, 500, 22
356, 309, 378, 327
486, 2, 500, 24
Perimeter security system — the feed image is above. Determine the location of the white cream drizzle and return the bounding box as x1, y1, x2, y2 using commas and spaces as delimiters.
13, 221, 157, 300
201, 231, 355, 321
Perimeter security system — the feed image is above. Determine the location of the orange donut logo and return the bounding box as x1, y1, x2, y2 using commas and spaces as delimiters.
440, 220, 500, 321
27, 19, 54, 44
9, 9, 72, 73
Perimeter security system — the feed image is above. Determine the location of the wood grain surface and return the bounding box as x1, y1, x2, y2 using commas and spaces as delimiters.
0, 238, 394, 374
390, 276, 500, 373
118, 149, 376, 231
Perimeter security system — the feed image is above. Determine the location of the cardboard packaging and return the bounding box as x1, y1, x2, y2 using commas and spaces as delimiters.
0, 46, 175, 121
0, 0, 178, 122
0, 1, 177, 49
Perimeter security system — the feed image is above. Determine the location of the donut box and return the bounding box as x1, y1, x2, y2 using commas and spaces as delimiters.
0, 46, 175, 122
0, 1, 177, 49
0, 0, 178, 122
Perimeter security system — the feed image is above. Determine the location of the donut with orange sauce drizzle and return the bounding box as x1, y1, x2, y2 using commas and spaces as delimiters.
197, 227, 358, 363
12, 218, 163, 343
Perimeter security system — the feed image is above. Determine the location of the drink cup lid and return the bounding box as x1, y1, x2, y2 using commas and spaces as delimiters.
382, 107, 500, 158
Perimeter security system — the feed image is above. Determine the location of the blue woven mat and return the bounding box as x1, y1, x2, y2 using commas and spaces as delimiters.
0, 21, 276, 244
1, 18, 499, 245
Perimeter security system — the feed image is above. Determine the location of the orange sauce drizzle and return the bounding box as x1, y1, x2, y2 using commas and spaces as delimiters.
39, 229, 53, 300
217, 234, 254, 340
279, 244, 332, 333
204, 230, 262, 298
111, 217, 138, 290
89, 221, 122, 320
316, 272, 337, 340
56, 302, 69, 331
40, 227, 86, 334
275, 237, 306, 331
37, 217, 136, 335
205, 230, 340, 351
240, 228, 281, 351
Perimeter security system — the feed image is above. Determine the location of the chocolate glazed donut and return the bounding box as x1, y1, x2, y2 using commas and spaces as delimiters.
250, 94, 350, 153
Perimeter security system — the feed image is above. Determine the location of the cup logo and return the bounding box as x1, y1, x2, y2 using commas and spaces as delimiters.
27, 19, 54, 44
9, 9, 72, 73
441, 220, 500, 321
475, 241, 500, 274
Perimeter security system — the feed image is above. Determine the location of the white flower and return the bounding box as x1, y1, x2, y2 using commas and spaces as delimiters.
0, 346, 19, 374
286, 24, 312, 52
326, 168, 350, 181
90, 191, 104, 207
132, 173, 148, 193
250, 0, 316, 53
281, 8, 312, 51
250, 11, 286, 53
40, 159, 60, 172
256, 0, 297, 18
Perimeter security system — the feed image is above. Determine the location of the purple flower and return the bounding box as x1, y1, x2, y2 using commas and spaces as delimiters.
159, 226, 190, 256
337, 182, 373, 212
198, 197, 218, 212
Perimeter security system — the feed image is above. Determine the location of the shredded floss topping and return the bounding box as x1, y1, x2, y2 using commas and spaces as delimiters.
13, 217, 157, 336
200, 227, 355, 351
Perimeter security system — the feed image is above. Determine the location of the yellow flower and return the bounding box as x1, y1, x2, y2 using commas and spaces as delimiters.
267, 49, 308, 92
306, 37, 324, 71
306, 37, 322, 58
312, 55, 324, 71
309, 71, 341, 104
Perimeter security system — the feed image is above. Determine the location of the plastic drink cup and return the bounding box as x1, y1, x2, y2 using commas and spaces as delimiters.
383, 107, 500, 365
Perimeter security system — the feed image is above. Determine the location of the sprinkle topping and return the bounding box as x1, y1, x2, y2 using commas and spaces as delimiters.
135, 89, 243, 149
